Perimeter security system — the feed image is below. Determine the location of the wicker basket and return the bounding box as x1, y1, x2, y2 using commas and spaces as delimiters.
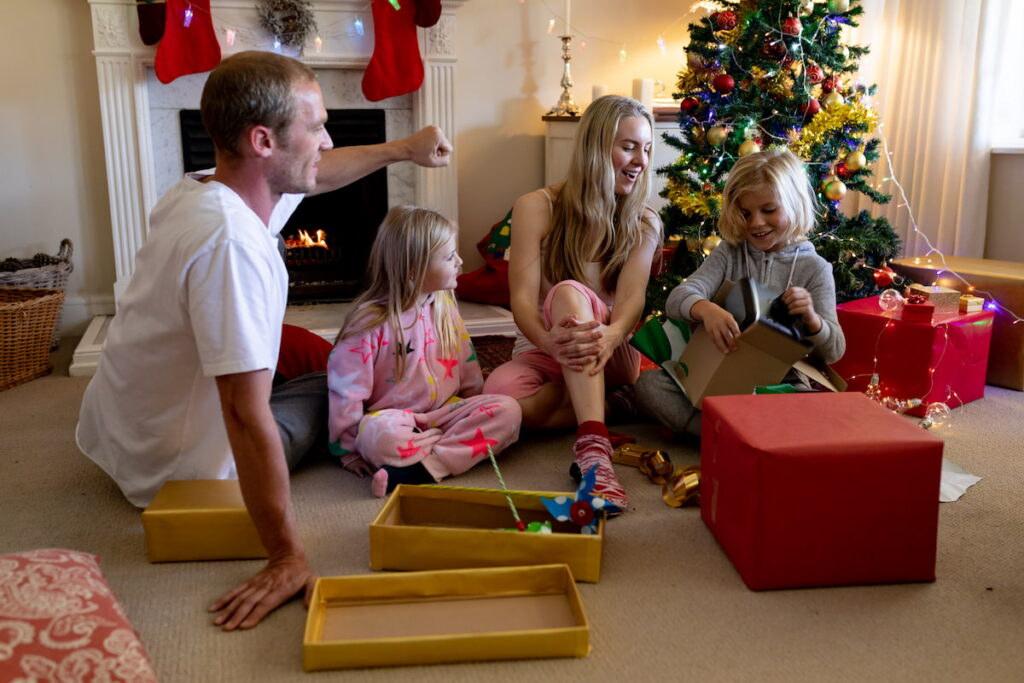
0, 288, 65, 391
0, 239, 73, 348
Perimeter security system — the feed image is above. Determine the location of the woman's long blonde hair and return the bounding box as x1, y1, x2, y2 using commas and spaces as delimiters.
542, 95, 656, 293
339, 206, 461, 381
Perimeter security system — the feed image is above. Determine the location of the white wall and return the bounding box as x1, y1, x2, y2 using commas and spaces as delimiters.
1, 0, 115, 335
2, 1, 1018, 338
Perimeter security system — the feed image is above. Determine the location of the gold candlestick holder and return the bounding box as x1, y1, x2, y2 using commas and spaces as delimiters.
546, 35, 581, 117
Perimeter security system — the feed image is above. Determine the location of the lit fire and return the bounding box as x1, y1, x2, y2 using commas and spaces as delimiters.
284, 229, 328, 249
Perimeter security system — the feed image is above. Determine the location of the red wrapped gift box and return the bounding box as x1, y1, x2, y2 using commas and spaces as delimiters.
831, 295, 994, 417
701, 393, 943, 591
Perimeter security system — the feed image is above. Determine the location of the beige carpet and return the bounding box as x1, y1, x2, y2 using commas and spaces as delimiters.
2, 340, 1023, 682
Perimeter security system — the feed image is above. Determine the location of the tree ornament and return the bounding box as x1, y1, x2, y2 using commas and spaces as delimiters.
706, 126, 729, 146
712, 73, 736, 94
827, 0, 851, 14
256, 0, 318, 52
762, 34, 788, 61
821, 76, 839, 93
822, 90, 845, 109
738, 139, 761, 156
680, 97, 701, 115
835, 161, 850, 179
782, 17, 803, 36
800, 97, 820, 118
701, 234, 723, 255
845, 150, 867, 171
820, 174, 838, 190
687, 52, 706, 70
878, 288, 904, 311
715, 10, 738, 30
872, 265, 896, 287
799, 0, 815, 17
805, 63, 824, 84
838, 45, 850, 62
824, 179, 847, 200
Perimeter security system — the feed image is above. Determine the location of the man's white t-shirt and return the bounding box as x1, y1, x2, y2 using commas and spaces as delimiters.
77, 174, 303, 507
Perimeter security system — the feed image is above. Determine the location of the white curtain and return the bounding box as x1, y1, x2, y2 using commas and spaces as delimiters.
844, 0, 1017, 258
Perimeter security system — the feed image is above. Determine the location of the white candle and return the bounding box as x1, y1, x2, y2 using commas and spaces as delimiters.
592, 84, 608, 101
564, 0, 571, 36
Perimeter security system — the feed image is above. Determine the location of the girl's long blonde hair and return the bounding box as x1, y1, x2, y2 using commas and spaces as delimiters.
542, 95, 656, 293
338, 206, 461, 380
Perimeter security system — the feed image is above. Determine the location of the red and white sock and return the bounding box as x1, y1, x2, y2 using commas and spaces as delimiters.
574, 421, 628, 513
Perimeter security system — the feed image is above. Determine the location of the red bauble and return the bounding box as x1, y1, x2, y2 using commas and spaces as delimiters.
873, 266, 896, 287
712, 73, 735, 94
800, 98, 820, 118
835, 162, 851, 178
680, 97, 701, 115
716, 10, 738, 30
782, 16, 803, 36
822, 76, 839, 93
761, 35, 788, 61
806, 64, 824, 83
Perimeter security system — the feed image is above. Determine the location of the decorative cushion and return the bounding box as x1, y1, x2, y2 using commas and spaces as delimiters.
456, 210, 512, 306
0, 549, 157, 682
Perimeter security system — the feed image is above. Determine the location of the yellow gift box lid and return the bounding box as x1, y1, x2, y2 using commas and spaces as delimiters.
141, 479, 267, 563
370, 484, 605, 582
303, 564, 590, 671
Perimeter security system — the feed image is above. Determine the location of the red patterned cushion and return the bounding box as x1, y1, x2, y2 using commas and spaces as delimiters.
0, 549, 156, 682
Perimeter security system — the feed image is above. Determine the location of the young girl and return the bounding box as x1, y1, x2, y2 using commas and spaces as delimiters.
483, 96, 662, 512
635, 147, 846, 436
327, 206, 522, 497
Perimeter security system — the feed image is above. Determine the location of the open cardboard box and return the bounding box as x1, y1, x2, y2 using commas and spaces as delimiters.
665, 281, 845, 409
141, 479, 266, 562
303, 564, 590, 670
370, 485, 604, 582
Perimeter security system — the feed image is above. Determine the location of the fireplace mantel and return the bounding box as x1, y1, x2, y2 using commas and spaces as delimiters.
87, 0, 465, 302
72, 0, 472, 375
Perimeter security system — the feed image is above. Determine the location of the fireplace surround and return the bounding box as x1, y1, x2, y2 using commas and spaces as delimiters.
73, 0, 468, 374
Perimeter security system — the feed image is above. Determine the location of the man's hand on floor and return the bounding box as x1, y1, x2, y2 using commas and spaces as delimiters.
209, 554, 317, 631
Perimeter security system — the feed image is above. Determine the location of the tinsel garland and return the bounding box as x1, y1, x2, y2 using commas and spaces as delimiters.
664, 185, 721, 220
257, 0, 318, 51
790, 100, 878, 157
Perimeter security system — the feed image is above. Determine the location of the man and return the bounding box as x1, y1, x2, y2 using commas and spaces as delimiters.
76, 51, 451, 631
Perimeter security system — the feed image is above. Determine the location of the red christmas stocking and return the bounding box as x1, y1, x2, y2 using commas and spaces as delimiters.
361, 0, 424, 102
155, 0, 221, 84
415, 0, 442, 28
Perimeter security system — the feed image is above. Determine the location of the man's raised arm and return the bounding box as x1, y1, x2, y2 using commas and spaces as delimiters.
309, 125, 452, 196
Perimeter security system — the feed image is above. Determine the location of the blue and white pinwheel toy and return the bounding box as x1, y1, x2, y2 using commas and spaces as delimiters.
541, 466, 621, 535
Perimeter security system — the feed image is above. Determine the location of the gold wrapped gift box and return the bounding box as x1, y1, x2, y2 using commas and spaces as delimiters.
906, 283, 961, 315
892, 255, 1024, 390
141, 480, 267, 562
303, 564, 590, 671
370, 484, 604, 582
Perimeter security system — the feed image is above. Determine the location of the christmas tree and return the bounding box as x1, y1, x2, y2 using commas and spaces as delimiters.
650, 0, 900, 315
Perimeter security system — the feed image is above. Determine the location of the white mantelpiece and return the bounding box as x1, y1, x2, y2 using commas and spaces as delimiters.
74, 0, 467, 375
88, 0, 464, 301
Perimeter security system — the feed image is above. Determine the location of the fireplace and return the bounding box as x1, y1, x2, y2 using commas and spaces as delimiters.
180, 109, 389, 302
76, 0, 466, 375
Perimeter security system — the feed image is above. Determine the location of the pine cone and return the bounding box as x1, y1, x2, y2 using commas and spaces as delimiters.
32, 253, 61, 267
1, 258, 25, 272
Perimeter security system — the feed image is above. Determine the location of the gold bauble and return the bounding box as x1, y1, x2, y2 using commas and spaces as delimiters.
701, 234, 723, 255
827, 0, 851, 13
845, 150, 867, 171
707, 126, 728, 146
824, 179, 848, 200
799, 0, 815, 16
738, 139, 761, 157
838, 45, 850, 62
822, 90, 845, 109
820, 174, 838, 190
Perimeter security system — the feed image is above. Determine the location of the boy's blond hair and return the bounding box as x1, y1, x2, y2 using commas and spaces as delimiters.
718, 148, 818, 247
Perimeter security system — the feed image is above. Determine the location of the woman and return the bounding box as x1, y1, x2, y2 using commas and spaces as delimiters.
483, 95, 661, 511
